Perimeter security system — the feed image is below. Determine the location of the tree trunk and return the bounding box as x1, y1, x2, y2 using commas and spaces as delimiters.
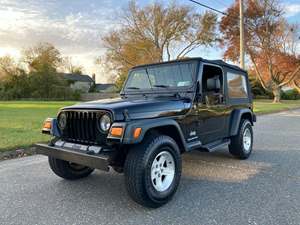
272, 86, 281, 103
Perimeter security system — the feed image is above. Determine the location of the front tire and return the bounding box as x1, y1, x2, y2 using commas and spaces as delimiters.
124, 134, 182, 208
229, 119, 253, 159
48, 157, 94, 180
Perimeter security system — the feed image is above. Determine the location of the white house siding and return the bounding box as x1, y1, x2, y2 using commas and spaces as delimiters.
70, 81, 92, 93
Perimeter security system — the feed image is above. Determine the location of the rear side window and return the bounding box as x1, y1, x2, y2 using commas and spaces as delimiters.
227, 72, 248, 98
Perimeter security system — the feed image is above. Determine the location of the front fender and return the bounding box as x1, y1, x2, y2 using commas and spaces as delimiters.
117, 118, 187, 150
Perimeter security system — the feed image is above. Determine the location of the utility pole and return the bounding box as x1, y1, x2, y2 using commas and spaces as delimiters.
239, 0, 245, 69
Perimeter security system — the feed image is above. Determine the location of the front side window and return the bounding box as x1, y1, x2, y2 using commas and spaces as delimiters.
227, 72, 248, 98
124, 62, 196, 91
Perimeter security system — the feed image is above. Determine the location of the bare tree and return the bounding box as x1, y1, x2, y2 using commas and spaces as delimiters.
0, 56, 16, 79
22, 42, 62, 72
61, 57, 84, 75
100, 1, 218, 89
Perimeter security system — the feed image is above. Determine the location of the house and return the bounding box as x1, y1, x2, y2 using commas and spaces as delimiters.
95, 83, 116, 93
61, 73, 94, 93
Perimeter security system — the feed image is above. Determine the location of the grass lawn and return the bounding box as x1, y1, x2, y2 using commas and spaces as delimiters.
0, 99, 300, 152
253, 99, 300, 114
0, 101, 76, 152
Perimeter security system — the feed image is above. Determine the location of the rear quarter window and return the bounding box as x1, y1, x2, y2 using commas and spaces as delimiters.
227, 72, 248, 98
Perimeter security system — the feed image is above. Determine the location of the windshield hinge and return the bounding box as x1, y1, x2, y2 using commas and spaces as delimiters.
123, 109, 131, 122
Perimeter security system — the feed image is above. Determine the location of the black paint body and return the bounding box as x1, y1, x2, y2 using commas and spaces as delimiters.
59, 58, 256, 151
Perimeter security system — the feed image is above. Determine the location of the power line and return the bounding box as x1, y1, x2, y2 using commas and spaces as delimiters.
187, 0, 288, 42
187, 0, 242, 23
187, 0, 251, 28
187, 0, 246, 69
187, 0, 228, 15
187, 0, 247, 28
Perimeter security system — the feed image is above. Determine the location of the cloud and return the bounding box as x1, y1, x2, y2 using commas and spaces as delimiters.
284, 3, 300, 17
0, 1, 116, 51
0, 0, 125, 82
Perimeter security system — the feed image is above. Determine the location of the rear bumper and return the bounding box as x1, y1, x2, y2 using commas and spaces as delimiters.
35, 143, 110, 171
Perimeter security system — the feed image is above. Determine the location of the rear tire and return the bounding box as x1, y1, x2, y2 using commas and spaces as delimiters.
229, 119, 253, 159
124, 134, 181, 208
48, 157, 94, 180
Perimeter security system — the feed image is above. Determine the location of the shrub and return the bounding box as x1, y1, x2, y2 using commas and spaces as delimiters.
249, 73, 272, 99
72, 90, 82, 101
281, 89, 300, 100
0, 70, 81, 101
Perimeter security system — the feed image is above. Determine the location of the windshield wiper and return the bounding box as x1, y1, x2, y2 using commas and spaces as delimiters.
153, 84, 169, 88
126, 86, 140, 90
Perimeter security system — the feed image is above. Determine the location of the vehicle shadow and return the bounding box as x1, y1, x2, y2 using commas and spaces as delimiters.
53, 149, 271, 211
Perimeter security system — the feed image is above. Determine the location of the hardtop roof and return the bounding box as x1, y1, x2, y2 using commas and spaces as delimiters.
132, 57, 247, 73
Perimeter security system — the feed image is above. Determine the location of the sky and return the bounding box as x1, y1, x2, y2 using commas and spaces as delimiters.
0, 0, 300, 83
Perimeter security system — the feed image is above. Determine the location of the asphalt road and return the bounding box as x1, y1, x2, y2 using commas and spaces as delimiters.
1, 109, 300, 225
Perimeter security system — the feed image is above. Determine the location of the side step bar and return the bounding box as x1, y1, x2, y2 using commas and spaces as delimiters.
35, 143, 110, 171
199, 139, 231, 152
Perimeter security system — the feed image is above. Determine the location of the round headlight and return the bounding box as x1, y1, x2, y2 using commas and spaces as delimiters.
58, 112, 67, 130
99, 114, 111, 132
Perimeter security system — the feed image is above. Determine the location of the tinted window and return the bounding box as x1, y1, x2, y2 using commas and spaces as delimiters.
124, 62, 196, 90
227, 72, 248, 98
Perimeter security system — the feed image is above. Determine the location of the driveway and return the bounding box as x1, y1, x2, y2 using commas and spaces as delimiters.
0, 109, 299, 225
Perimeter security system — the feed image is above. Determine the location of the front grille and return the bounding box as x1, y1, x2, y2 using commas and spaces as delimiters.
60, 110, 109, 145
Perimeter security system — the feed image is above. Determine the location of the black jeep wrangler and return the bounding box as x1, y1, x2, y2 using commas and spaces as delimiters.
36, 58, 256, 208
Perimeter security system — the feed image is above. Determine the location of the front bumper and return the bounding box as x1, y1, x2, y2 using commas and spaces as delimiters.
35, 143, 110, 171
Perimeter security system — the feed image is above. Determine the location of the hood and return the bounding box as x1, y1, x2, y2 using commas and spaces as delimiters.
62, 97, 192, 121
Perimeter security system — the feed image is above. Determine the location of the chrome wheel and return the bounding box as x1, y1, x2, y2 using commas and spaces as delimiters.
151, 151, 175, 192
243, 128, 252, 152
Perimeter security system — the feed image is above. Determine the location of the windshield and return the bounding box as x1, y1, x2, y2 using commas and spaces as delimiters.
124, 62, 196, 91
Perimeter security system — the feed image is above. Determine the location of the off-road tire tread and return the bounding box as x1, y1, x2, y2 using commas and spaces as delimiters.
124, 134, 181, 208
229, 119, 253, 159
48, 157, 94, 180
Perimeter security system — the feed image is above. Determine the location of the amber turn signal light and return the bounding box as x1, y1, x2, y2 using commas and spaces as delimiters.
133, 128, 142, 139
42, 118, 53, 134
110, 127, 123, 137
43, 120, 52, 130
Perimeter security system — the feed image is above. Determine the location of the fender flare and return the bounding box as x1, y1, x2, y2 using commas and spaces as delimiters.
120, 118, 188, 151
229, 109, 255, 136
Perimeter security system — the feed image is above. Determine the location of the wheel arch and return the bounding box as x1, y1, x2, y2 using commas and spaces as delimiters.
229, 109, 255, 136
122, 118, 188, 152
145, 125, 186, 153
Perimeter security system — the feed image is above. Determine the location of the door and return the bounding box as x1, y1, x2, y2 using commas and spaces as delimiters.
193, 63, 227, 144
